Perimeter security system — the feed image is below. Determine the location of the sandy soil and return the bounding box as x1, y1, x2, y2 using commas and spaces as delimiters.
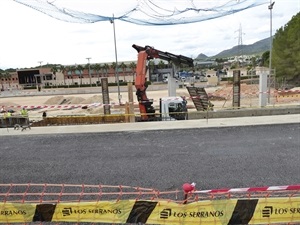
1, 84, 299, 120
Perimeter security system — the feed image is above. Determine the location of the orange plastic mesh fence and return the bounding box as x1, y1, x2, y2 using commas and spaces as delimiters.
1, 183, 300, 203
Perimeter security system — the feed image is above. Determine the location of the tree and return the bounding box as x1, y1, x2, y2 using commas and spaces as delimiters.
251, 56, 257, 68
84, 63, 92, 86
158, 60, 165, 69
103, 63, 110, 77
129, 62, 136, 81
272, 12, 300, 84
99, 64, 104, 78
261, 51, 270, 67
111, 62, 117, 82
215, 58, 225, 63
60, 65, 67, 85
119, 62, 127, 81
76, 64, 84, 86
148, 60, 155, 74
93, 63, 101, 84
69, 65, 76, 85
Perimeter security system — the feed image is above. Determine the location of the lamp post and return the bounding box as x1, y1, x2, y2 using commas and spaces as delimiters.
86, 57, 92, 87
110, 14, 121, 105
268, 1, 275, 103
37, 61, 43, 89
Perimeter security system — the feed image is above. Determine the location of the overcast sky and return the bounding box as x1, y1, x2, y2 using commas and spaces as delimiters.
0, 0, 299, 69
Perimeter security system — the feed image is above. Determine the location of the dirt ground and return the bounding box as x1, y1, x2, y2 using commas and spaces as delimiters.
0, 84, 299, 121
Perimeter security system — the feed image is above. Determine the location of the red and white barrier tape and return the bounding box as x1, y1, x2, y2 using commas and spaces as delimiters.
2, 103, 112, 109
194, 184, 300, 194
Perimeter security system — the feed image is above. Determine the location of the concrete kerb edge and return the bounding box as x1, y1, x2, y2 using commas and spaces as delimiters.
0, 114, 299, 136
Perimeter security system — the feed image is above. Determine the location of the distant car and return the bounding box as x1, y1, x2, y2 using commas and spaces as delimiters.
163, 78, 178, 83
180, 77, 186, 82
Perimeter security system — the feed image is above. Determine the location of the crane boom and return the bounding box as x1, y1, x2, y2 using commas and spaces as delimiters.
132, 44, 193, 121
132, 44, 194, 67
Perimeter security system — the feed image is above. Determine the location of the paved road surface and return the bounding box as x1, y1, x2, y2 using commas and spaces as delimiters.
0, 115, 299, 192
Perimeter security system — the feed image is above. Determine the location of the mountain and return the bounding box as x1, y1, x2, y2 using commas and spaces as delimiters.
196, 37, 271, 60
195, 53, 209, 60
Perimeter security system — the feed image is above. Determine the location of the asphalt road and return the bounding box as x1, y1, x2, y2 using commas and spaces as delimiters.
0, 123, 299, 192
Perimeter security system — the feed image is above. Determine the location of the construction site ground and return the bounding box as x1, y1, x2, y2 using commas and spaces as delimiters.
0, 82, 299, 122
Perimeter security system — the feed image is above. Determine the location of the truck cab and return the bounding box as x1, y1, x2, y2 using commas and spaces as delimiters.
160, 97, 188, 121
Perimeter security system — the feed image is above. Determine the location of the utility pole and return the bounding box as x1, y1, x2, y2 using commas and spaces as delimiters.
86, 57, 92, 87
268, 1, 275, 103
110, 14, 121, 105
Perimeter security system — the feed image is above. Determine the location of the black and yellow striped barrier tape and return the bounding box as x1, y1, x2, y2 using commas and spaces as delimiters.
1, 197, 299, 224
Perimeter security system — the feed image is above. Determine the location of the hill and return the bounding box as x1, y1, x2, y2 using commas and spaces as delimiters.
196, 37, 270, 60
195, 53, 209, 60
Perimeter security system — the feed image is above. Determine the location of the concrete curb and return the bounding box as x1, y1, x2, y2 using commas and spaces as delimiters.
1, 114, 299, 136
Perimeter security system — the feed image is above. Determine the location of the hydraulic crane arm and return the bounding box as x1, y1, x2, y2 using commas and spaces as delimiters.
132, 44, 194, 67
132, 44, 193, 121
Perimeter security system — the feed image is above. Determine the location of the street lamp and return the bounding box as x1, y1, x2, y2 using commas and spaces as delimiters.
268, 1, 275, 103
86, 57, 92, 87
110, 14, 121, 105
37, 61, 43, 90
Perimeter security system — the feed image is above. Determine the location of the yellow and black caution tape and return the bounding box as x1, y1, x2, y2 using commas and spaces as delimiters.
0, 197, 299, 224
